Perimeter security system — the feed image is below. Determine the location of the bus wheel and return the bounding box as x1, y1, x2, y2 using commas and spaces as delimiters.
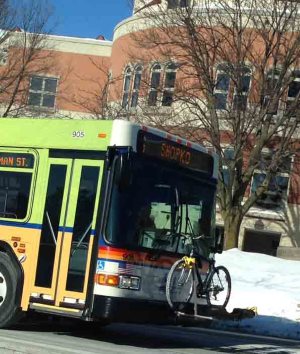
0, 252, 22, 328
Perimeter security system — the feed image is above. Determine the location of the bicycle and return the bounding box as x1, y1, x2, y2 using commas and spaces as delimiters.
165, 234, 231, 317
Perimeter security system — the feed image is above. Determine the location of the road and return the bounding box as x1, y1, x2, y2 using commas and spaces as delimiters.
0, 319, 299, 354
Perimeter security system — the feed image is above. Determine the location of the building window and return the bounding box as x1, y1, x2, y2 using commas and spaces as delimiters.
28, 76, 58, 109
121, 66, 132, 109
0, 47, 8, 66
122, 62, 177, 109
252, 173, 289, 209
0, 171, 32, 219
148, 62, 177, 107
233, 67, 251, 111
264, 69, 280, 115
148, 63, 162, 106
122, 65, 144, 109
162, 63, 177, 106
251, 152, 291, 210
214, 64, 251, 111
221, 147, 234, 185
214, 64, 230, 110
131, 65, 143, 108
167, 0, 189, 9
286, 70, 300, 117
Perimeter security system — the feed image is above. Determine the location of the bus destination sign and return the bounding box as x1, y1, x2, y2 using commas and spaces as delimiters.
137, 131, 214, 175
0, 153, 34, 169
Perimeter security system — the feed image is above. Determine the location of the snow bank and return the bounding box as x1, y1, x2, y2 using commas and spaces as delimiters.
213, 249, 300, 340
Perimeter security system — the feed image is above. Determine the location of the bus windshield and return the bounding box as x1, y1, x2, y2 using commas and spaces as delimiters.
105, 154, 216, 256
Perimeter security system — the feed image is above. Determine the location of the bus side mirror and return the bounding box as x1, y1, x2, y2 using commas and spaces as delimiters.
115, 154, 131, 191
212, 227, 224, 254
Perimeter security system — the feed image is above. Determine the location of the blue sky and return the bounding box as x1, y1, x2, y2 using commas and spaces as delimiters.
50, 1, 132, 40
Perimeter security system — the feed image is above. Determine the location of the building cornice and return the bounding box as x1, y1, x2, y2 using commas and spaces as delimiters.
9, 31, 113, 57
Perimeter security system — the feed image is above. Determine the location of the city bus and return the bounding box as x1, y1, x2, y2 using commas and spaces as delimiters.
0, 118, 220, 327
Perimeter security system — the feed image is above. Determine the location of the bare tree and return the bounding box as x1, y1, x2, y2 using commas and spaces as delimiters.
126, 0, 300, 249
0, 0, 57, 117
71, 58, 131, 120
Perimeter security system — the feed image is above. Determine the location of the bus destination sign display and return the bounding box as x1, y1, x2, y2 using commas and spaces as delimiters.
137, 131, 214, 175
0, 153, 34, 169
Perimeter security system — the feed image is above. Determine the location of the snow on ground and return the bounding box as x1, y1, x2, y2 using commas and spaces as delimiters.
213, 249, 300, 340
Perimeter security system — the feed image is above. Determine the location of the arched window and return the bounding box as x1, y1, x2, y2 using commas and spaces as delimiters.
233, 66, 251, 111
131, 65, 143, 108
0, 46, 8, 66
162, 63, 177, 106
214, 64, 230, 110
122, 66, 132, 109
264, 68, 280, 115
286, 69, 300, 117
148, 63, 162, 106
167, 0, 189, 9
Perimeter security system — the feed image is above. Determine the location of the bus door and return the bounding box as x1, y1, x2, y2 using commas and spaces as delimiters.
31, 158, 103, 310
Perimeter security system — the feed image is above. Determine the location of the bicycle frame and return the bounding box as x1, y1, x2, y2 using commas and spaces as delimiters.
195, 258, 215, 296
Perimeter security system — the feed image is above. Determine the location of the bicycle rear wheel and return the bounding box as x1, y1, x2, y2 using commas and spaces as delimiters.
206, 265, 231, 308
166, 259, 194, 312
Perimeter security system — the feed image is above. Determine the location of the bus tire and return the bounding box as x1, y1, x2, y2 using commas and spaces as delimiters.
0, 252, 22, 328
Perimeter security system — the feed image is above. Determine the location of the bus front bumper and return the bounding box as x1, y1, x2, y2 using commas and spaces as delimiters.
92, 295, 173, 324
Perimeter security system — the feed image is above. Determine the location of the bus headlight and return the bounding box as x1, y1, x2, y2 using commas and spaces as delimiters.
119, 275, 141, 290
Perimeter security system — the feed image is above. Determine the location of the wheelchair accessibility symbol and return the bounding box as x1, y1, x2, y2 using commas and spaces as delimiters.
97, 260, 105, 272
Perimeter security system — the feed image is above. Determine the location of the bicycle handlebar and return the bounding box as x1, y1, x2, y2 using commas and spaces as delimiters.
178, 233, 211, 241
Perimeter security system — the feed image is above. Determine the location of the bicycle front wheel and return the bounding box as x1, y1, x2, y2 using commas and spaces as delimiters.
206, 265, 231, 308
166, 259, 194, 312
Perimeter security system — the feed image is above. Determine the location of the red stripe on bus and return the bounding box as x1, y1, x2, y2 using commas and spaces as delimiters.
98, 246, 175, 268
98, 246, 209, 271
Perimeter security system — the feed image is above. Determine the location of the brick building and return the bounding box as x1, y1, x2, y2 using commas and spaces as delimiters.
1, 0, 300, 259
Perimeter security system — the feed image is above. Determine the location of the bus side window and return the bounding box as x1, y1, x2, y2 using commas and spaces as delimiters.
0, 171, 32, 219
